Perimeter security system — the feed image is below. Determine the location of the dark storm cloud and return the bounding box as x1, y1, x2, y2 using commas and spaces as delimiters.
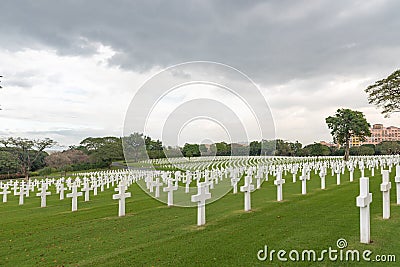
2, 0, 400, 85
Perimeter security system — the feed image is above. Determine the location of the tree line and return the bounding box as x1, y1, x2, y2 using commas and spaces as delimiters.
2, 133, 400, 179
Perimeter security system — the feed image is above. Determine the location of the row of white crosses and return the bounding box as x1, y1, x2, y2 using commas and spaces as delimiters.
356, 167, 397, 244
2, 155, 400, 228
122, 156, 400, 228
0, 170, 137, 212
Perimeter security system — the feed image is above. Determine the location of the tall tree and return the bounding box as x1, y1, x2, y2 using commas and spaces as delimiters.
365, 69, 400, 117
302, 143, 331, 156
375, 141, 400, 155
0, 150, 20, 175
79, 136, 123, 166
325, 109, 371, 161
261, 140, 276, 156
215, 142, 231, 156
122, 132, 147, 162
182, 143, 200, 158
0, 137, 56, 179
249, 141, 261, 156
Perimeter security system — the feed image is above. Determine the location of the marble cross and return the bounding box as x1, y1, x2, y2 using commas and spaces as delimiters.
191, 182, 211, 226
356, 177, 372, 244
380, 170, 391, 219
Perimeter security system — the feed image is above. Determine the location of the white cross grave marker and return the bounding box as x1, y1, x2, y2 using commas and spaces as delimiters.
380, 170, 391, 219
36, 183, 51, 208
113, 181, 131, 217
274, 171, 286, 201
191, 182, 211, 226
67, 184, 83, 212
356, 177, 372, 244
240, 175, 255, 211
300, 174, 307, 195
163, 179, 178, 207
153, 178, 163, 198
0, 186, 11, 203
81, 182, 91, 202
59, 183, 65, 200
395, 165, 400, 205
231, 176, 240, 194
16, 185, 25, 205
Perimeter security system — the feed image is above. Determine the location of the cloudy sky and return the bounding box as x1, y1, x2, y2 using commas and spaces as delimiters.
1, 0, 400, 148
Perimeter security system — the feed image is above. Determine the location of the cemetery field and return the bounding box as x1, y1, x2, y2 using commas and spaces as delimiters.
1, 169, 399, 266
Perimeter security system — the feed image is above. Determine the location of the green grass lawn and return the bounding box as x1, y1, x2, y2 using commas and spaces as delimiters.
0, 169, 399, 266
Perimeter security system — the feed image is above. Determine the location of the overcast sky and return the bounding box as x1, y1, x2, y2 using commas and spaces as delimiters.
1, 0, 400, 148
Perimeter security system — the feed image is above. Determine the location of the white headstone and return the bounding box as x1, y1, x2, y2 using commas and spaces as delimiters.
81, 182, 91, 202
359, 162, 365, 178
36, 183, 51, 208
300, 175, 307, 195
16, 186, 25, 205
153, 178, 163, 198
67, 184, 83, 212
163, 179, 178, 207
319, 167, 326, 190
185, 172, 192, 193
231, 176, 240, 194
336, 172, 341, 185
349, 165, 354, 182
113, 182, 131, 217
0, 186, 11, 203
395, 165, 400, 205
274, 172, 285, 201
191, 182, 211, 226
59, 183, 65, 200
240, 175, 255, 211
380, 170, 391, 219
356, 177, 372, 244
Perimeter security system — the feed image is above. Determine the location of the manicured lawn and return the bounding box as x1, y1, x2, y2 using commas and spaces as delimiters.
0, 168, 398, 266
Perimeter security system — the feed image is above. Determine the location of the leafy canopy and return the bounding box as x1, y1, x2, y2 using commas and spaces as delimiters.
325, 108, 371, 145
365, 69, 400, 117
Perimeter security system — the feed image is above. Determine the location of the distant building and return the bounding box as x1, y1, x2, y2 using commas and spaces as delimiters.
350, 124, 400, 147
349, 136, 362, 147
320, 141, 340, 148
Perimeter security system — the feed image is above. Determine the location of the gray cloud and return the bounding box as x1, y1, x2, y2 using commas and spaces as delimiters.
2, 1, 400, 85
2, 0, 400, 146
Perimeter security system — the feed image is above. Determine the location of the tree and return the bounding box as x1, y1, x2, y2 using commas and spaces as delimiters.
261, 139, 276, 156
215, 142, 231, 156
198, 144, 217, 156
182, 143, 200, 158
289, 141, 303, 156
249, 141, 261, 156
325, 109, 371, 161
231, 143, 249, 156
45, 149, 90, 175
349, 145, 375, 156
122, 132, 147, 162
375, 141, 400, 155
144, 136, 165, 159
365, 69, 400, 117
275, 139, 299, 156
199, 144, 208, 155
359, 144, 376, 156
302, 143, 331, 156
79, 136, 123, 166
0, 137, 56, 179
63, 149, 91, 164
0, 150, 20, 175
45, 152, 71, 169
